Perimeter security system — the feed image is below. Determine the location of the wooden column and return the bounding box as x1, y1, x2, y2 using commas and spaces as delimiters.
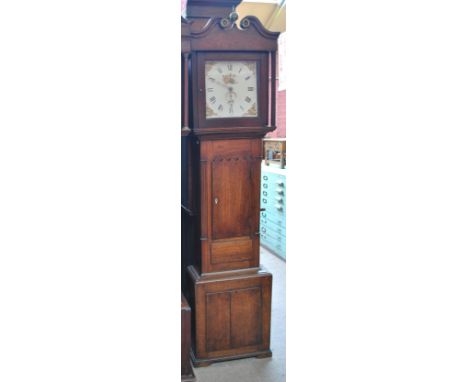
269, 51, 276, 129
182, 53, 191, 135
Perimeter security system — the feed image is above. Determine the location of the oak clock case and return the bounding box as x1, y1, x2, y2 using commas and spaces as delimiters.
182, 2, 279, 367
195, 52, 268, 129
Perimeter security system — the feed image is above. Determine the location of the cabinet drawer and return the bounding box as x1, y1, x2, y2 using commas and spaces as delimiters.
265, 231, 285, 245
261, 172, 279, 184
260, 194, 285, 209
274, 178, 285, 188
264, 201, 285, 215
261, 197, 284, 210
265, 221, 286, 236
261, 238, 286, 259
261, 189, 269, 198
260, 184, 283, 196
275, 187, 286, 199
266, 232, 286, 250
260, 175, 286, 201
260, 232, 276, 249
266, 215, 285, 230
273, 195, 286, 208
260, 221, 285, 237
261, 174, 286, 191
260, 224, 285, 243
260, 212, 285, 230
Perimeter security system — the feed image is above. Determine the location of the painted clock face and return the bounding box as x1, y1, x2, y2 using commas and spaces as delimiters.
205, 61, 258, 119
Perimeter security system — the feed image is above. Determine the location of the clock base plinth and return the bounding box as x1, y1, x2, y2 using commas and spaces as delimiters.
191, 348, 272, 368
187, 266, 272, 366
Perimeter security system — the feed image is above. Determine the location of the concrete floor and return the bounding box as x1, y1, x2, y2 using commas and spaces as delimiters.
193, 247, 286, 382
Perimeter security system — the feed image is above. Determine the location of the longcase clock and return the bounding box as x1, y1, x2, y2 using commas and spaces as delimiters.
181, 0, 279, 366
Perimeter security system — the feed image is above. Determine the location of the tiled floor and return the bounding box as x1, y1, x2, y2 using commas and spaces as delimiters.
193, 247, 286, 382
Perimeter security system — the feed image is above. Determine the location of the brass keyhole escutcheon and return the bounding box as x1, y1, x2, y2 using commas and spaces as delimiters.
214, 197, 219, 205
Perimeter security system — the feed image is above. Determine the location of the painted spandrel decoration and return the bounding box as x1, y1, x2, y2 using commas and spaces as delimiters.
205, 61, 258, 119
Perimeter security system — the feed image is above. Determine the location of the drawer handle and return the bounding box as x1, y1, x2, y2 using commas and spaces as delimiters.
263, 199, 267, 204
263, 175, 268, 180
275, 204, 283, 211
263, 191, 268, 196
260, 208, 266, 212
276, 188, 284, 195
276, 181, 284, 186
275, 197, 283, 203
261, 227, 266, 233
263, 183, 268, 189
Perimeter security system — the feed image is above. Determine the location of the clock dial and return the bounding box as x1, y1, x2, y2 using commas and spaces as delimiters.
205, 61, 258, 119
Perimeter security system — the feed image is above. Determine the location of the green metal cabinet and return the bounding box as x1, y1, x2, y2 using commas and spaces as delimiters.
259, 164, 286, 260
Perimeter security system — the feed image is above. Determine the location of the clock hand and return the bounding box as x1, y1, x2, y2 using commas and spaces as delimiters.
210, 75, 236, 90
210, 78, 229, 89
225, 87, 237, 103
